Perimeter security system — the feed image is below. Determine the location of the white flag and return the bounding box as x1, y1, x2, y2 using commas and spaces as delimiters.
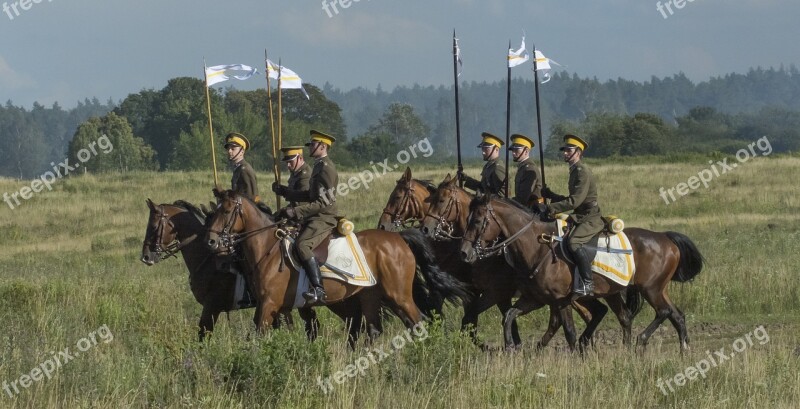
266, 59, 310, 99
205, 64, 258, 87
533, 50, 562, 84
455, 37, 463, 77
508, 36, 529, 68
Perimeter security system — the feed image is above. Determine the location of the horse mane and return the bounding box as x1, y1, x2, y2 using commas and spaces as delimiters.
413, 179, 437, 194
225, 190, 275, 223
469, 195, 534, 216
171, 200, 208, 221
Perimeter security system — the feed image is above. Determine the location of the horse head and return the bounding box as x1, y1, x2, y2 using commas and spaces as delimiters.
460, 194, 552, 265
421, 173, 471, 240
205, 189, 275, 256
141, 199, 190, 265
378, 167, 433, 231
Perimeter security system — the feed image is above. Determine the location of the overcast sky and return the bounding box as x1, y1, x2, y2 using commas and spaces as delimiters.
0, 0, 796, 108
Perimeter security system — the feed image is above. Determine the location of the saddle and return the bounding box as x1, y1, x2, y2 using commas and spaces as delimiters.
553, 217, 636, 286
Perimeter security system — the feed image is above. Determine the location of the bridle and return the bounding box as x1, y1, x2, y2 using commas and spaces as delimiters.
144, 205, 195, 261
464, 200, 536, 260
208, 196, 283, 255
381, 181, 424, 230
423, 185, 465, 240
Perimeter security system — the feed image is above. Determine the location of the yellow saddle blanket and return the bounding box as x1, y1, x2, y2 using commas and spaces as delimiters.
556, 219, 636, 286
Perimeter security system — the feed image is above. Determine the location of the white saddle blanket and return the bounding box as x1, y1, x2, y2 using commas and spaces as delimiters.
283, 233, 377, 308
556, 219, 636, 286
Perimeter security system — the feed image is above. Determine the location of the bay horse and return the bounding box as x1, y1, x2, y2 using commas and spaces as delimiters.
460, 194, 704, 352
379, 168, 524, 347
140, 199, 322, 341
206, 189, 470, 344
418, 173, 639, 350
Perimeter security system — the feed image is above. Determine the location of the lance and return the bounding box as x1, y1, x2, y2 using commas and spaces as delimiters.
452, 30, 464, 187
202, 58, 219, 189
265, 51, 281, 209
277, 58, 283, 182
532, 43, 547, 188
504, 40, 511, 198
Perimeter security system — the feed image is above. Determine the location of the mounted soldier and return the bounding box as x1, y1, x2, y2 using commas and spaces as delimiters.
276, 130, 339, 305
535, 134, 602, 298
457, 132, 506, 196
224, 132, 259, 203
508, 133, 542, 206
272, 145, 311, 207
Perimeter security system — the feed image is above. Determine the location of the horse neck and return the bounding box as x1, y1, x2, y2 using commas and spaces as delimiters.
237, 202, 277, 266
167, 208, 214, 277
411, 181, 431, 218
452, 188, 471, 234
491, 200, 549, 269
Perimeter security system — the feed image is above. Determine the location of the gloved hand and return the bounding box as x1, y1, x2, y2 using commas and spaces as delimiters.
531, 202, 549, 215
276, 206, 297, 221
455, 169, 466, 182
541, 185, 556, 199
272, 182, 288, 196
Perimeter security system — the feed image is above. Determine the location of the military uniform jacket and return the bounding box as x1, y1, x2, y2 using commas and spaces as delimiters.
231, 159, 258, 202
284, 162, 311, 207
293, 156, 339, 225
513, 157, 542, 206
548, 160, 601, 223
464, 158, 506, 195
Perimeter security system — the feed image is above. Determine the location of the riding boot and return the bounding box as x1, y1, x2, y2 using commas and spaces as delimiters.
572, 247, 595, 298
302, 257, 327, 304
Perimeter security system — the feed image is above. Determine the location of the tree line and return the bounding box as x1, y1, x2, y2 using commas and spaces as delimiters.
1, 66, 798, 178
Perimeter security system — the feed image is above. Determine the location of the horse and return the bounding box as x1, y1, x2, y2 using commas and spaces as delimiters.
378, 168, 526, 347
206, 189, 470, 345
418, 173, 641, 350
140, 199, 321, 341
460, 193, 704, 352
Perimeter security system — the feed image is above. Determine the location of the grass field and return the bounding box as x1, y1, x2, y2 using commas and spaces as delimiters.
0, 155, 798, 408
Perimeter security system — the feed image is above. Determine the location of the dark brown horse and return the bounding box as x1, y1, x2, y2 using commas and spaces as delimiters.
418, 173, 639, 350
206, 189, 469, 344
379, 168, 524, 347
460, 194, 704, 352
380, 170, 603, 349
140, 199, 318, 341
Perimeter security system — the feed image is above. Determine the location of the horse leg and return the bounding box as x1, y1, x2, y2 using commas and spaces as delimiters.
635, 288, 673, 351
297, 307, 319, 342
327, 299, 363, 350
497, 299, 522, 347
604, 293, 633, 347
575, 298, 607, 351
198, 304, 221, 342
666, 304, 690, 353
558, 301, 579, 353
503, 296, 542, 350
460, 293, 485, 346
359, 292, 384, 345
536, 306, 562, 351
254, 300, 280, 334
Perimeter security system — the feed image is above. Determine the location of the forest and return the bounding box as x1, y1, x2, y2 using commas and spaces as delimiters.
1, 66, 799, 178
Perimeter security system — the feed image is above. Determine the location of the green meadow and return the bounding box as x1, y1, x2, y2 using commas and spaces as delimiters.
0, 155, 798, 408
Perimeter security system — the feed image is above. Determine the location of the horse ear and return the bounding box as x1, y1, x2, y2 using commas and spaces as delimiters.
146, 198, 155, 210
443, 173, 452, 183
402, 167, 412, 181
212, 187, 222, 199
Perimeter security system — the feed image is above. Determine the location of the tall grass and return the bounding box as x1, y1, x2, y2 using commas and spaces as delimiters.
0, 157, 798, 407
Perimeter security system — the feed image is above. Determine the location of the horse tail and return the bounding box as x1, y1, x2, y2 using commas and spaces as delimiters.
665, 231, 705, 283
399, 229, 473, 307
624, 287, 644, 319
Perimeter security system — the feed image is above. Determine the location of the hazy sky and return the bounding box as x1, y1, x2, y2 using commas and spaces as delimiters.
0, 0, 796, 108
